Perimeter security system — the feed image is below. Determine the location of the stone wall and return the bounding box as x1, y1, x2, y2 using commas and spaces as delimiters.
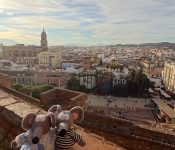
0, 89, 46, 150
0, 86, 87, 110
40, 88, 87, 110
80, 112, 175, 150
0, 86, 40, 106
0, 108, 23, 149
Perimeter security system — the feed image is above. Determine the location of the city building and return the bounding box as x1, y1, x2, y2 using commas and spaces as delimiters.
41, 29, 48, 51
146, 68, 162, 78
38, 50, 62, 68
2, 44, 42, 61
82, 56, 91, 70
2, 29, 48, 61
141, 60, 156, 69
16, 57, 38, 67
162, 62, 175, 93
1, 70, 68, 87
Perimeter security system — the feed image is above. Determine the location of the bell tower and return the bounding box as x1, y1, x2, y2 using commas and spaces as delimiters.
41, 29, 48, 51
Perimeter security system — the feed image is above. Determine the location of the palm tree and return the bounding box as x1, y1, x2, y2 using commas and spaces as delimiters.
119, 65, 124, 72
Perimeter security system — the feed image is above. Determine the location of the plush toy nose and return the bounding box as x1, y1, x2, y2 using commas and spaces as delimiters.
59, 129, 67, 137
32, 137, 39, 144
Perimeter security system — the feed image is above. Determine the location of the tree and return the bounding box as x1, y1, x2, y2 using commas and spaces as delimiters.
106, 64, 110, 69
67, 77, 80, 91
41, 85, 53, 92
18, 87, 31, 95
126, 69, 152, 97
13, 84, 23, 91
79, 85, 87, 92
110, 64, 118, 70
32, 87, 42, 98
118, 64, 124, 72
113, 84, 127, 97
67, 77, 88, 92
32, 85, 53, 98
12, 83, 53, 98
95, 70, 113, 95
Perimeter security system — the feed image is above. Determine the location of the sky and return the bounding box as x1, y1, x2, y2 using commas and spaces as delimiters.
0, 0, 175, 46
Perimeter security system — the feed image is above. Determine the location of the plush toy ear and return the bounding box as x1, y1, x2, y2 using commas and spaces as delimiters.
11, 140, 17, 149
70, 106, 84, 123
47, 112, 56, 128
48, 105, 62, 114
21, 113, 36, 130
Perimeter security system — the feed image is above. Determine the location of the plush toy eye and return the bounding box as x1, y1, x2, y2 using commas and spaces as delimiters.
64, 114, 69, 120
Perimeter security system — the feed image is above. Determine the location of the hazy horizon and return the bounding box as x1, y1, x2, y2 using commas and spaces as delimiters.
0, 0, 175, 46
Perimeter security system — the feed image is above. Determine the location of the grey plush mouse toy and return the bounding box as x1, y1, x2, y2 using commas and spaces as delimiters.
11, 112, 56, 150
48, 105, 86, 150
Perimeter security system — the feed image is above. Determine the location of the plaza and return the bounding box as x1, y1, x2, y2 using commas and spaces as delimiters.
88, 94, 156, 125
88, 94, 148, 108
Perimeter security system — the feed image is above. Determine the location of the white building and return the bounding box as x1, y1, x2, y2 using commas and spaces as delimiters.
79, 72, 96, 89
61, 61, 83, 74
112, 68, 129, 86
61, 61, 79, 68
63, 66, 83, 74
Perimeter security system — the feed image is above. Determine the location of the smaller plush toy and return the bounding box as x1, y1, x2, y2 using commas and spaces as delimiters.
11, 129, 44, 150
11, 112, 56, 150
11, 129, 32, 149
48, 105, 86, 150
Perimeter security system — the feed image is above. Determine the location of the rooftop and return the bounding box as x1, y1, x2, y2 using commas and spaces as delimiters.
152, 98, 175, 119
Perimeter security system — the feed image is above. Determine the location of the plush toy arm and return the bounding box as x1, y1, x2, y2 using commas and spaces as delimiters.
73, 131, 86, 147
11, 141, 31, 150
78, 138, 86, 147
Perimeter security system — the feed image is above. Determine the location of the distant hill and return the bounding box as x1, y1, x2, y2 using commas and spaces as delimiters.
0, 39, 18, 46
50, 42, 175, 49
107, 42, 175, 49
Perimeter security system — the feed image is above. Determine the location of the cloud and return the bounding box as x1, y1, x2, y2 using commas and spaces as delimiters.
0, 0, 175, 45
0, 29, 38, 42
6, 12, 14, 16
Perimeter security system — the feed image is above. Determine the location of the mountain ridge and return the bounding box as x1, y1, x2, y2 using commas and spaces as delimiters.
0, 39, 18, 46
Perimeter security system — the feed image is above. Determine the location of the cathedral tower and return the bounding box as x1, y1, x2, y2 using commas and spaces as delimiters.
41, 29, 48, 51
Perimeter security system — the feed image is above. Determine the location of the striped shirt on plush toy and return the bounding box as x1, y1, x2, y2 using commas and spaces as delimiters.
55, 129, 82, 149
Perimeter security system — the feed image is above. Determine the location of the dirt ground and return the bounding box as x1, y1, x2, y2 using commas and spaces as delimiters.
73, 128, 125, 150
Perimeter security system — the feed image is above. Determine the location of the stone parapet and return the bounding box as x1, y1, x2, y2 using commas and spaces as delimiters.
80, 112, 175, 150
0, 89, 119, 150
40, 88, 87, 110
